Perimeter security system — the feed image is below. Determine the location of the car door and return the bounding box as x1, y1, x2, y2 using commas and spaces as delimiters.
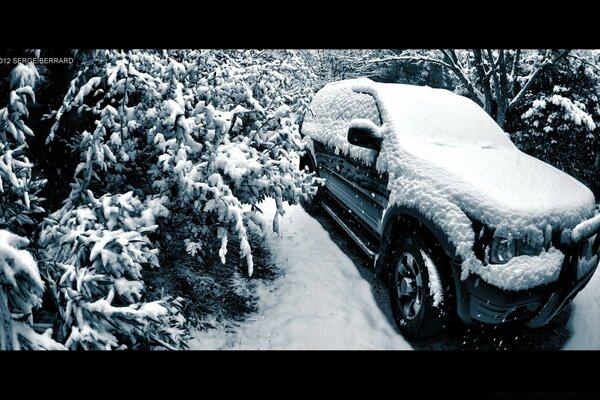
313, 90, 389, 236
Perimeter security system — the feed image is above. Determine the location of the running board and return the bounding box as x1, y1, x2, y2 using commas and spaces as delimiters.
321, 202, 378, 259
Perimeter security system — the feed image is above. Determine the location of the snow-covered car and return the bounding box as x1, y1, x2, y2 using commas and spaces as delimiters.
300, 78, 600, 339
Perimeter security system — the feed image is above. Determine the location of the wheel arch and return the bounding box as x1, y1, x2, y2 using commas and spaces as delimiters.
375, 205, 461, 277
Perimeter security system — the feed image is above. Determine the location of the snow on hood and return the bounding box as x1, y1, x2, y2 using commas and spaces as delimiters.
396, 137, 594, 230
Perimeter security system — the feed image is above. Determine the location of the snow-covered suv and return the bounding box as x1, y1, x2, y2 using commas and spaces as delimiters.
300, 78, 600, 339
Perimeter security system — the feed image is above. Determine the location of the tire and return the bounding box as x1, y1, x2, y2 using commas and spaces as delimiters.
299, 155, 322, 213
388, 233, 451, 340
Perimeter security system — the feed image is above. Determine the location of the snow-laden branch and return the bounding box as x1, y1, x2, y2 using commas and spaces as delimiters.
508, 49, 571, 111
368, 49, 572, 125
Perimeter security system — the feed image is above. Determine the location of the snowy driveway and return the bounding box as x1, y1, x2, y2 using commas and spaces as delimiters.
190, 199, 600, 350
190, 199, 410, 349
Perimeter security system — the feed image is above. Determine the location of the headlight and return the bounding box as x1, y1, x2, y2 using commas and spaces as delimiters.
489, 236, 544, 264
490, 236, 516, 264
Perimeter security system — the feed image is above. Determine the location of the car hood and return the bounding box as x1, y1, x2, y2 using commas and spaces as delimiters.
391, 138, 596, 230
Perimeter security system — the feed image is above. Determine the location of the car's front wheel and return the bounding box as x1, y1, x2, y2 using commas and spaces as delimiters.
389, 233, 451, 340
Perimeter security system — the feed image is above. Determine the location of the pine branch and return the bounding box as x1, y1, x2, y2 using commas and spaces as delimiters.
508, 49, 571, 111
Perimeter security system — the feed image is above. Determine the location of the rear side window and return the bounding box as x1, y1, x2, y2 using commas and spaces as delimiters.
303, 86, 382, 140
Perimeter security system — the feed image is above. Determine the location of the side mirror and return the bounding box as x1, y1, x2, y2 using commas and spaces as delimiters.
347, 120, 382, 152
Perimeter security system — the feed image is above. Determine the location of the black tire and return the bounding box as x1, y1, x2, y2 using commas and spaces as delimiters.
299, 155, 322, 213
388, 233, 451, 340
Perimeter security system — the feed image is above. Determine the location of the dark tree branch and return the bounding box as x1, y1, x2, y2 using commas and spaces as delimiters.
567, 53, 600, 73
485, 50, 501, 98
498, 50, 509, 100
368, 55, 454, 70
440, 50, 483, 105
497, 50, 510, 128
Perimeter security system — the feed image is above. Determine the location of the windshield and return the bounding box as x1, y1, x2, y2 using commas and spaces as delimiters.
374, 84, 516, 150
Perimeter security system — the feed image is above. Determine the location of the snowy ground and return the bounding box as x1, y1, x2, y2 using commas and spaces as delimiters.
190, 199, 600, 350
189, 199, 411, 350
564, 271, 600, 349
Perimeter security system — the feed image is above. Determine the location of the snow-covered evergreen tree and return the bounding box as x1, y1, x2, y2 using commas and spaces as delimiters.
0, 230, 65, 349
46, 50, 319, 277
39, 191, 186, 350
0, 62, 63, 349
0, 62, 46, 235
36, 49, 319, 349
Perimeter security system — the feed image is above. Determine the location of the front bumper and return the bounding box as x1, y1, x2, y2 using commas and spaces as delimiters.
453, 232, 600, 327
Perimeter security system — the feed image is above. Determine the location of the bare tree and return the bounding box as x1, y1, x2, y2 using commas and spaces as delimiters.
299, 50, 391, 85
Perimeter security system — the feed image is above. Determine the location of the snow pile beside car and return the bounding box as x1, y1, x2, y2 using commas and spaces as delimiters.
565, 270, 600, 349
303, 78, 596, 290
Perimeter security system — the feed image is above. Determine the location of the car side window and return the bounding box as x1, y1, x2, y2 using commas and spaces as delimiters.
348, 91, 382, 127
302, 87, 382, 143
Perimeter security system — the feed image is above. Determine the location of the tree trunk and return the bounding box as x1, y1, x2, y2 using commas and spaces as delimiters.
496, 50, 509, 131
496, 106, 506, 130
472, 50, 493, 116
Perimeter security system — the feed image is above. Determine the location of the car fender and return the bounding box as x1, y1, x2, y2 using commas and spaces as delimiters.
375, 204, 465, 275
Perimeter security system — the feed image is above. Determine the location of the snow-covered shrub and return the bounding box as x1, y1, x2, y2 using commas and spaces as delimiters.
33, 50, 319, 349
47, 50, 320, 277
0, 63, 46, 235
0, 62, 63, 349
39, 191, 186, 350
0, 230, 64, 350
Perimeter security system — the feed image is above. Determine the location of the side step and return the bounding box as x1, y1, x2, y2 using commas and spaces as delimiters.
321, 202, 378, 259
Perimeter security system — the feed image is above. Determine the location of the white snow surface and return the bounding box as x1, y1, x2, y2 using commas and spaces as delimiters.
571, 214, 600, 243
303, 78, 596, 290
189, 198, 411, 350
565, 265, 600, 349
302, 82, 382, 165
473, 247, 564, 291
420, 250, 443, 307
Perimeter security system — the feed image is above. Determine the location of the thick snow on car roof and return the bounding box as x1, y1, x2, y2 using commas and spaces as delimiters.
330, 78, 515, 149
378, 83, 515, 148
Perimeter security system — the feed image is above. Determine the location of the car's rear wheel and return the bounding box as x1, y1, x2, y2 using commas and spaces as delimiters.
389, 233, 451, 340
299, 155, 322, 213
